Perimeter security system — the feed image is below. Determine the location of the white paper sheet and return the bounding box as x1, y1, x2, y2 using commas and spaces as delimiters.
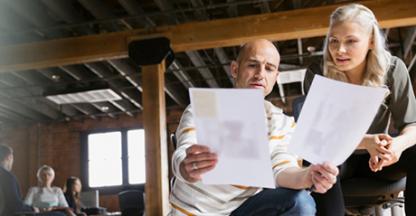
288, 75, 389, 165
189, 88, 275, 188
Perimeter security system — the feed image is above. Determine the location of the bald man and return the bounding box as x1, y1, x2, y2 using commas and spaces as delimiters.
169, 39, 338, 215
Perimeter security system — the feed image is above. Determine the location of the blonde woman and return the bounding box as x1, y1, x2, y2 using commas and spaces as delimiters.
25, 165, 75, 216
303, 3, 416, 215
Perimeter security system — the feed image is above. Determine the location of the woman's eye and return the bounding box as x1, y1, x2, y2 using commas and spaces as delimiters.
329, 39, 338, 44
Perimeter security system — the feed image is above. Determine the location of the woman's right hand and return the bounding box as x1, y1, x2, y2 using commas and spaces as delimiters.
364, 134, 392, 171
364, 134, 391, 156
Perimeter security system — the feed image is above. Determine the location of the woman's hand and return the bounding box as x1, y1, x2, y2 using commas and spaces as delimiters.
364, 134, 392, 158
363, 134, 392, 171
371, 138, 404, 171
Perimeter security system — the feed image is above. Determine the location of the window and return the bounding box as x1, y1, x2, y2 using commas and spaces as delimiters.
128, 129, 146, 184
83, 129, 146, 190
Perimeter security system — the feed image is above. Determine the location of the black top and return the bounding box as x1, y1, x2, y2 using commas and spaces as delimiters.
0, 166, 33, 215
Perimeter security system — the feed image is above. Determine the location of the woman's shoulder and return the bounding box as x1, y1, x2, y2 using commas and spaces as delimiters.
28, 186, 41, 192
51, 186, 64, 194
386, 56, 408, 84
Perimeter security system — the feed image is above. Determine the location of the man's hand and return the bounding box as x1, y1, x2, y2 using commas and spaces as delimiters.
309, 162, 338, 194
180, 144, 217, 182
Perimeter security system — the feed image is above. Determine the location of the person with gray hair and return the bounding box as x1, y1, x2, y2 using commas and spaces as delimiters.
25, 165, 75, 216
0, 144, 37, 215
303, 3, 416, 215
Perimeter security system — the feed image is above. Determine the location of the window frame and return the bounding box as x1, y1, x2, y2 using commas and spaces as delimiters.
81, 127, 145, 194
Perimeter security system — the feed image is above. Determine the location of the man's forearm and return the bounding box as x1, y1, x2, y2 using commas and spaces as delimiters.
276, 167, 312, 189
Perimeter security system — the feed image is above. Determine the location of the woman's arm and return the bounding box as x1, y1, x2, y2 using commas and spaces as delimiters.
393, 125, 416, 151
56, 188, 69, 207
23, 187, 35, 206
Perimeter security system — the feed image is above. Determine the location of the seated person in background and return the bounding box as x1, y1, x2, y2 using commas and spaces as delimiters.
64, 176, 86, 216
0, 144, 38, 215
25, 165, 75, 216
169, 39, 339, 215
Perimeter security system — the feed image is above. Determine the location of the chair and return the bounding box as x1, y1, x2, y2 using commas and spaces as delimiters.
276, 69, 306, 103
80, 190, 107, 215
292, 95, 406, 216
118, 189, 145, 216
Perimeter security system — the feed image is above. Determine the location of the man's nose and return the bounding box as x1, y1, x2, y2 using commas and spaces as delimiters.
254, 66, 266, 79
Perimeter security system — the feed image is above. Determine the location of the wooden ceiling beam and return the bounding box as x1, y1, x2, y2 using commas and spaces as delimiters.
1, 0, 416, 72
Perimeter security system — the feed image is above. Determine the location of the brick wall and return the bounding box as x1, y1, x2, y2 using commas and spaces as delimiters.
1, 107, 184, 212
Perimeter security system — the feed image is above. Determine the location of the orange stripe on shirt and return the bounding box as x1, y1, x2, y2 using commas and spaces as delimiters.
180, 127, 196, 135
272, 160, 291, 169
232, 184, 251, 190
269, 135, 285, 140
171, 202, 195, 216
291, 121, 296, 128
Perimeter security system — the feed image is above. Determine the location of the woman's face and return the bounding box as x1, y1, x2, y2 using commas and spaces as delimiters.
327, 21, 372, 75
73, 179, 82, 193
39, 170, 54, 185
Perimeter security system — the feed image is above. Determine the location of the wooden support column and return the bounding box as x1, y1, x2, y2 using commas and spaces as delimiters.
142, 59, 170, 215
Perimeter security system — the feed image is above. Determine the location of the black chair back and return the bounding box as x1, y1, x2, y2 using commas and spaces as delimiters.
118, 189, 145, 216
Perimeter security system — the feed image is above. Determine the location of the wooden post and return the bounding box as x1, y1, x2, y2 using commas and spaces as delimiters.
142, 59, 170, 215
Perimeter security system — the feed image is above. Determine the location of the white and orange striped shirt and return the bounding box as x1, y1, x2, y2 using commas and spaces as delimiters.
169, 101, 299, 216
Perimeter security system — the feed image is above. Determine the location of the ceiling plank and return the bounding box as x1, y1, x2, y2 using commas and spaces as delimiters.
1, 0, 416, 72
153, 0, 220, 88
403, 27, 416, 59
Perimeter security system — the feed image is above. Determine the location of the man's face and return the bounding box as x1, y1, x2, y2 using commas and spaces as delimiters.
231, 40, 280, 96
4, 154, 13, 171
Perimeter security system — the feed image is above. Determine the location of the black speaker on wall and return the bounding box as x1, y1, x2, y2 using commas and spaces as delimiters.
128, 37, 174, 67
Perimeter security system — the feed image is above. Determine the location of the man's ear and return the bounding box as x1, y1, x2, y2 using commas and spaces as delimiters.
6, 154, 12, 162
230, 60, 239, 79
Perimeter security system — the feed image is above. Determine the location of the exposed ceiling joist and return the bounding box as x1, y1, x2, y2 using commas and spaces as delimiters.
118, 0, 190, 88
117, 0, 156, 27
0, 72, 66, 120
1, 0, 416, 73
153, 0, 220, 88
85, 62, 142, 106
226, 0, 238, 17
37, 68, 101, 118
403, 27, 416, 59
213, 48, 233, 83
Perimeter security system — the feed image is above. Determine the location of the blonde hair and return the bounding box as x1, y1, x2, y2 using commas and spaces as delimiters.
36, 165, 55, 182
323, 3, 391, 87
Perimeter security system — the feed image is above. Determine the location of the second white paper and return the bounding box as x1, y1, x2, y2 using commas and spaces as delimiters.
190, 88, 275, 188
288, 75, 389, 165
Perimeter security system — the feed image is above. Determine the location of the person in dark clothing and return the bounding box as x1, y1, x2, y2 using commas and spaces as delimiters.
0, 144, 36, 216
64, 177, 86, 216
0, 144, 65, 216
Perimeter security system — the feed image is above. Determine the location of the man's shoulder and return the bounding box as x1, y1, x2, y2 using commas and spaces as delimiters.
0, 167, 15, 181
264, 100, 283, 115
